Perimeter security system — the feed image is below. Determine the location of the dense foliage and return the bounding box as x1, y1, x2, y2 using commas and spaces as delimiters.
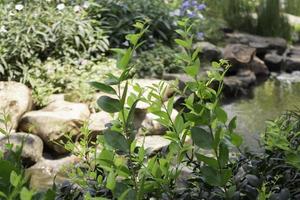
95, 0, 176, 49
133, 43, 184, 78
0, 1, 109, 81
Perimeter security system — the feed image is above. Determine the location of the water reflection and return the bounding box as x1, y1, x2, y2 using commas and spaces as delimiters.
224, 77, 300, 152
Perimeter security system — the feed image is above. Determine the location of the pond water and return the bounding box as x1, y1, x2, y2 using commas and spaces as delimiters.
223, 72, 300, 152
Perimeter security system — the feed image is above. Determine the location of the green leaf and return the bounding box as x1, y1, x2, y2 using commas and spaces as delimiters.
191, 127, 213, 149
175, 39, 191, 49
121, 81, 128, 106
118, 48, 132, 69
196, 154, 218, 169
20, 187, 34, 200
10, 171, 20, 187
105, 73, 120, 85
174, 114, 184, 133
219, 142, 229, 168
126, 99, 140, 130
97, 96, 122, 113
89, 82, 116, 95
104, 130, 128, 153
201, 166, 232, 186
215, 107, 227, 123
228, 116, 237, 132
231, 133, 243, 147
106, 171, 116, 191
98, 149, 114, 168
0, 191, 7, 199
184, 64, 199, 77
175, 29, 187, 38
43, 188, 56, 200
126, 34, 140, 46
212, 61, 220, 68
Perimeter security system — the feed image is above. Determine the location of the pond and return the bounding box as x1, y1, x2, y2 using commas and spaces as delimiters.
223, 72, 300, 152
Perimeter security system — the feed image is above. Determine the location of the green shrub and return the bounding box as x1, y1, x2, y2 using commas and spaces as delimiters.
133, 43, 184, 78
257, 0, 291, 40
94, 0, 176, 49
57, 19, 243, 199
263, 110, 300, 170
221, 0, 292, 40
27, 58, 119, 107
285, 0, 300, 16
0, 114, 56, 200
0, 1, 109, 81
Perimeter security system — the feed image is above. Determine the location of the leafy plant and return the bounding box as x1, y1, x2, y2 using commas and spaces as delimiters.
0, 113, 56, 200
27, 58, 119, 107
56, 18, 246, 200
263, 110, 300, 170
161, 19, 242, 199
256, 0, 291, 40
61, 21, 179, 199
133, 43, 184, 78
222, 0, 256, 34
94, 0, 176, 49
0, 1, 109, 81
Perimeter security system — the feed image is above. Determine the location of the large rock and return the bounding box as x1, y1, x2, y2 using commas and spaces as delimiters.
0, 132, 43, 165
0, 82, 33, 132
27, 155, 79, 190
224, 44, 256, 64
264, 52, 283, 72
223, 44, 256, 74
18, 101, 90, 154
249, 56, 269, 77
87, 111, 113, 141
284, 57, 300, 72
136, 135, 171, 155
194, 41, 222, 62
276, 71, 300, 83
226, 32, 287, 55
284, 46, 300, 72
223, 71, 256, 97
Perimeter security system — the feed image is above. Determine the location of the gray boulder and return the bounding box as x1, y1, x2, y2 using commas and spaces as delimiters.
0, 82, 33, 132
223, 44, 256, 74
0, 132, 43, 165
284, 46, 300, 72
194, 41, 222, 62
226, 32, 287, 55
223, 71, 256, 97
264, 52, 283, 72
136, 135, 171, 155
18, 101, 90, 154
250, 56, 270, 77
27, 155, 79, 190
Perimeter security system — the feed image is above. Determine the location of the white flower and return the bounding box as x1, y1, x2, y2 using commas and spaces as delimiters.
15, 4, 24, 11
0, 26, 7, 33
56, 3, 65, 10
73, 5, 81, 12
83, 1, 90, 9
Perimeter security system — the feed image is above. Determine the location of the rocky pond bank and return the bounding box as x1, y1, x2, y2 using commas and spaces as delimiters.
0, 32, 300, 189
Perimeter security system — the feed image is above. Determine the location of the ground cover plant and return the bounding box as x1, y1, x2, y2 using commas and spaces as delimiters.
0, 1, 109, 81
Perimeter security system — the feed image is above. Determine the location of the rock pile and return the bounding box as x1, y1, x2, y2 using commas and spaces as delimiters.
0, 80, 177, 172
